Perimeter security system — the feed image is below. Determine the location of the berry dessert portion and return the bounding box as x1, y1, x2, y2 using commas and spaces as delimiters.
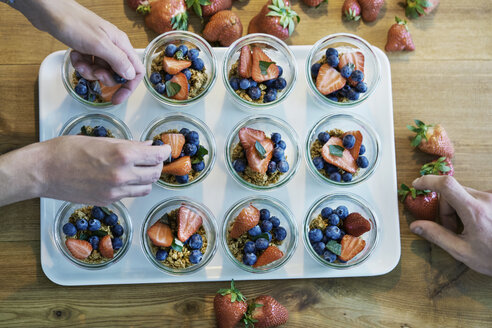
228, 45, 286, 104
78, 125, 114, 138
152, 128, 209, 185
308, 205, 371, 264
62, 206, 126, 264
147, 205, 207, 269
149, 43, 208, 101
227, 205, 287, 268
72, 70, 126, 103
310, 128, 369, 183
231, 127, 290, 186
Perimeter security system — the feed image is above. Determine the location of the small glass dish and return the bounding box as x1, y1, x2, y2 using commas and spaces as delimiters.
143, 31, 217, 108
58, 112, 133, 139
222, 33, 297, 111
141, 197, 218, 275
305, 113, 380, 186
221, 196, 298, 274
306, 33, 381, 109
53, 201, 133, 270
225, 115, 300, 191
303, 193, 379, 269
140, 113, 216, 189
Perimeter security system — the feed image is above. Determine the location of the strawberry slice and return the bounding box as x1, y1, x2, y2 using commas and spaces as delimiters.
100, 83, 120, 102
315, 64, 346, 95
343, 212, 371, 237
162, 56, 192, 75
169, 73, 189, 101
99, 235, 114, 259
338, 51, 365, 74
161, 156, 192, 176
238, 45, 252, 78
251, 46, 279, 83
230, 205, 260, 239
342, 130, 363, 161
238, 127, 274, 174
253, 245, 284, 268
321, 137, 357, 173
147, 221, 173, 247
339, 234, 366, 262
177, 205, 203, 242
65, 239, 92, 260
161, 133, 186, 159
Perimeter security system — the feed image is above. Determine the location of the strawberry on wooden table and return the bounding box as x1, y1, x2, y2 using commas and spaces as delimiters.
203, 10, 243, 47
230, 205, 260, 239
161, 155, 192, 175
302, 0, 326, 8
177, 205, 203, 242
339, 234, 366, 261
253, 245, 284, 268
161, 133, 186, 159
247, 0, 300, 41
342, 0, 361, 21
238, 45, 253, 78
420, 157, 454, 176
244, 295, 289, 328
238, 127, 274, 174
147, 221, 173, 247
214, 280, 248, 328
127, 0, 146, 10
99, 235, 114, 259
385, 17, 415, 52
251, 47, 279, 83
398, 183, 439, 221
138, 0, 188, 34
343, 212, 371, 237
321, 136, 358, 173
358, 0, 384, 22
405, 0, 439, 19
316, 64, 346, 96
168, 72, 189, 100
65, 239, 92, 260
407, 119, 455, 158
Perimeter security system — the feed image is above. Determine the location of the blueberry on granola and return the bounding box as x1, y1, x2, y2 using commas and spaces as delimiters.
260, 209, 270, 221
244, 241, 256, 254
112, 224, 124, 237
63, 222, 77, 236
156, 249, 168, 261
150, 72, 162, 84
313, 241, 326, 255
189, 250, 203, 264
165, 44, 177, 57
88, 219, 101, 231
76, 219, 88, 231
248, 225, 262, 237
260, 220, 273, 233
112, 237, 123, 250
188, 233, 203, 250
273, 227, 286, 241
243, 252, 257, 266
270, 216, 280, 228
104, 213, 118, 226
88, 235, 100, 250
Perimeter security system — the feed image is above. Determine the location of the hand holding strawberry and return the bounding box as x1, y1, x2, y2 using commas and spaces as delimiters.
398, 183, 439, 220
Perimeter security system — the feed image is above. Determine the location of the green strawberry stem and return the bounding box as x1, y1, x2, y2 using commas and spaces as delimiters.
243, 302, 264, 327
266, 0, 300, 36
420, 157, 451, 176
405, 0, 432, 19
185, 0, 211, 18
136, 1, 151, 15
395, 16, 409, 31
407, 119, 433, 147
398, 183, 432, 202
216, 279, 246, 303
171, 12, 188, 31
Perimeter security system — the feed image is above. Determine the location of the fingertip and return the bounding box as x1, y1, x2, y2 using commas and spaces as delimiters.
123, 65, 136, 80
409, 221, 423, 235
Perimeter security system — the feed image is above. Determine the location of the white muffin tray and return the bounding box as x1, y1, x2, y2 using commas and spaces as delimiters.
39, 46, 400, 286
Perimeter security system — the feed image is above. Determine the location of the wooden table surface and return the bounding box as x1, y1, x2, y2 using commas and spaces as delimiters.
1, 0, 491, 326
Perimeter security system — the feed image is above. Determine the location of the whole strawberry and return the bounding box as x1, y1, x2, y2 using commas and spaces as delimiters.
187, 0, 232, 18
420, 157, 454, 176
203, 10, 243, 46
244, 295, 289, 328
127, 0, 147, 10
342, 0, 361, 21
358, 0, 384, 22
214, 280, 248, 328
302, 0, 327, 8
398, 184, 438, 221
385, 16, 415, 52
407, 119, 455, 158
405, 0, 439, 19
141, 0, 188, 34
247, 0, 300, 41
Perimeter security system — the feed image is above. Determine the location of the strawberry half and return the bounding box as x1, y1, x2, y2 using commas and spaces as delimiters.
147, 221, 173, 247
177, 205, 203, 242
238, 45, 253, 78
251, 47, 279, 83
338, 51, 365, 75
339, 234, 366, 262
315, 64, 346, 95
100, 83, 121, 103
169, 72, 189, 100
321, 136, 357, 173
162, 56, 192, 75
161, 156, 192, 176
238, 127, 274, 174
161, 133, 186, 159
342, 130, 363, 161
214, 280, 248, 328
253, 245, 284, 268
343, 212, 371, 237
407, 119, 455, 158
65, 239, 92, 260
99, 235, 114, 259
230, 205, 260, 239
420, 157, 454, 176
398, 183, 439, 221
245, 295, 289, 328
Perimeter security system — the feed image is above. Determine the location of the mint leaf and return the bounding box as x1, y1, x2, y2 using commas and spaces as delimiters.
91, 230, 109, 238
171, 238, 184, 252
329, 145, 344, 157
191, 145, 208, 164
78, 233, 89, 241
250, 232, 270, 242
165, 81, 181, 98
255, 141, 266, 159
326, 240, 342, 256
101, 207, 112, 216
259, 60, 275, 75
175, 50, 184, 60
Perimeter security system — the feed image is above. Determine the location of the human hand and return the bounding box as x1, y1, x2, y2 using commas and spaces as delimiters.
410, 175, 492, 276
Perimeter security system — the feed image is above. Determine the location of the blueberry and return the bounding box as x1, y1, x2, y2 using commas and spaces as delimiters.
154, 82, 166, 94
189, 250, 203, 264
277, 65, 283, 77
187, 48, 200, 61
182, 68, 191, 80
191, 58, 204, 71
324, 163, 338, 174
244, 241, 256, 254
329, 172, 341, 182
318, 132, 330, 143
270, 216, 280, 228
277, 161, 289, 173
313, 156, 324, 170
347, 89, 360, 101
357, 156, 369, 168
78, 77, 88, 86
112, 237, 123, 250
339, 84, 352, 97
264, 79, 276, 88
177, 45, 188, 57
271, 132, 281, 144
239, 78, 250, 90
273, 78, 287, 90
179, 128, 190, 135
113, 73, 127, 84
335, 206, 349, 219
343, 134, 356, 149
273, 227, 287, 241
243, 253, 257, 266
263, 90, 277, 103
89, 81, 101, 95
104, 213, 118, 226
267, 161, 277, 173
192, 161, 205, 172
276, 140, 286, 149
92, 126, 108, 137
74, 83, 88, 96
88, 219, 101, 232
156, 249, 168, 261
308, 229, 323, 243
325, 225, 341, 240
188, 234, 203, 249
272, 147, 284, 161
342, 172, 353, 182
359, 144, 366, 155
341, 64, 354, 79
91, 206, 105, 220
260, 220, 273, 233
321, 207, 333, 219
248, 86, 261, 100
323, 250, 337, 263
76, 219, 88, 231
62, 223, 77, 236
185, 131, 200, 145
165, 44, 177, 57
325, 47, 338, 58
355, 81, 368, 93
248, 79, 258, 88
112, 224, 124, 237
183, 143, 198, 156
248, 225, 262, 237
149, 72, 162, 85
322, 235, 329, 244
233, 159, 247, 173
326, 55, 339, 68
265, 231, 272, 242
75, 71, 82, 79
328, 213, 340, 226
175, 175, 189, 184
229, 77, 240, 90
88, 236, 100, 250
350, 70, 364, 83
327, 92, 339, 102
311, 63, 321, 78
260, 209, 270, 221
313, 242, 326, 255
152, 139, 164, 146
255, 238, 269, 251
164, 73, 173, 81
338, 229, 346, 241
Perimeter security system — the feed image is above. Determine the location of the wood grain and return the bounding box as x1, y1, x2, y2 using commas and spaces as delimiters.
0, 0, 491, 327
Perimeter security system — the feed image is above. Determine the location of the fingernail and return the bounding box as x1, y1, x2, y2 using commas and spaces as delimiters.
411, 226, 423, 235
78, 66, 85, 74
412, 177, 420, 186
124, 66, 135, 80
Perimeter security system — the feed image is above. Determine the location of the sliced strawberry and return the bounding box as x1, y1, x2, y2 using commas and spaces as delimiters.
338, 51, 365, 75
169, 72, 189, 101
343, 212, 371, 237
342, 130, 363, 161
161, 156, 192, 176
177, 206, 203, 242
161, 133, 186, 159
238, 127, 274, 174
315, 64, 346, 95
65, 239, 92, 260
238, 45, 252, 78
339, 234, 366, 262
147, 221, 173, 247
321, 137, 357, 173
162, 56, 192, 75
251, 47, 279, 83
99, 235, 114, 259
230, 205, 260, 239
100, 83, 120, 102
253, 245, 284, 268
